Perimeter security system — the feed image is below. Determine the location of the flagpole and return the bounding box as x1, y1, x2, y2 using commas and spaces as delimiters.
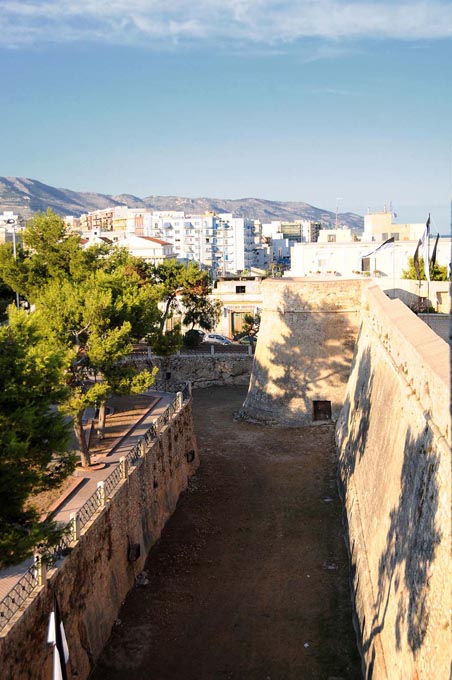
427, 215, 430, 309
392, 244, 395, 298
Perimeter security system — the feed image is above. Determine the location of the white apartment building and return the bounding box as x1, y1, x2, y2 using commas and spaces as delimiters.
78, 207, 258, 275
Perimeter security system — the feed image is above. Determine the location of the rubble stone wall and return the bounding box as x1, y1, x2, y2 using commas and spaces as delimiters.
150, 354, 253, 390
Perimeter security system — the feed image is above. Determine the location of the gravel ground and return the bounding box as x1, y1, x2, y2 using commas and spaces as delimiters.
91, 385, 361, 680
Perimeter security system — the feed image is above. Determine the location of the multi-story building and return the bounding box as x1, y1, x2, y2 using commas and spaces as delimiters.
77, 207, 262, 275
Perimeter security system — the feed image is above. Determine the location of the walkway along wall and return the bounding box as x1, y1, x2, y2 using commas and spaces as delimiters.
336, 285, 451, 679
240, 278, 365, 425
0, 399, 198, 680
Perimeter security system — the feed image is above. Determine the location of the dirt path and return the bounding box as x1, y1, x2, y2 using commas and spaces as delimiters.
91, 386, 361, 680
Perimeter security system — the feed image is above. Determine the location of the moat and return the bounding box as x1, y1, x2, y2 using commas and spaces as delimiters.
91, 385, 361, 679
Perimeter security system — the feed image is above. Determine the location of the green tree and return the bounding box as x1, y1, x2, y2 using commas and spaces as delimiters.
0, 210, 116, 303
181, 283, 221, 331
241, 312, 260, 337
146, 260, 220, 353
0, 309, 74, 567
34, 268, 158, 466
0, 210, 161, 466
402, 256, 448, 281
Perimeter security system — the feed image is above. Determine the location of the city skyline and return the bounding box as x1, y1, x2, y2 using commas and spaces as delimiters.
1, 1, 451, 233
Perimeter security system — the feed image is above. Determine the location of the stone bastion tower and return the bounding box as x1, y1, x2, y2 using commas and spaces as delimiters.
240, 278, 365, 425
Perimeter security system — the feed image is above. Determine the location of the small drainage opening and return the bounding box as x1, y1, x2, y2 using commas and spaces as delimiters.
313, 400, 332, 421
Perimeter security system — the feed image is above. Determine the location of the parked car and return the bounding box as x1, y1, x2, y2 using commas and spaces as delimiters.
202, 333, 233, 345
237, 335, 257, 345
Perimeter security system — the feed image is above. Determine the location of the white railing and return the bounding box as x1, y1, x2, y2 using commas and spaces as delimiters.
0, 384, 192, 632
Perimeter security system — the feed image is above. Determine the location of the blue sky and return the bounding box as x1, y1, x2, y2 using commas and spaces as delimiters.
1, 1, 451, 232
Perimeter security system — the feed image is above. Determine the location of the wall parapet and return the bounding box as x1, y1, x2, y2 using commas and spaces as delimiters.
362, 284, 450, 442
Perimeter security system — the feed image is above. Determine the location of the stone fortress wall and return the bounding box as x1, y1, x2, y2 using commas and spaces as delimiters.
336, 285, 451, 679
0, 401, 198, 680
240, 278, 365, 425
241, 278, 451, 677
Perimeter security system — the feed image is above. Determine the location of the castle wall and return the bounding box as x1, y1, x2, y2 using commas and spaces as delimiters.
0, 402, 198, 680
240, 278, 365, 425
336, 285, 451, 679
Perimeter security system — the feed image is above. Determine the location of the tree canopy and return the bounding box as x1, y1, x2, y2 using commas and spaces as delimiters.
402, 256, 448, 281
0, 210, 221, 543
144, 259, 221, 354
0, 309, 74, 567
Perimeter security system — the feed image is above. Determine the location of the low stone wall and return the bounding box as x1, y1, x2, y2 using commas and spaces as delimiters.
0, 401, 198, 680
150, 354, 253, 390
336, 285, 451, 679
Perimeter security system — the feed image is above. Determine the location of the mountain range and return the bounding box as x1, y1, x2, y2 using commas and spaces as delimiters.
0, 177, 363, 231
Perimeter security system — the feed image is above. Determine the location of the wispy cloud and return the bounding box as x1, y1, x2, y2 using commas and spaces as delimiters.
2, 1, 452, 49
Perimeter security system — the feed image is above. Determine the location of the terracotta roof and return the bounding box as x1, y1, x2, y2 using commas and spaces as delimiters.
138, 236, 172, 246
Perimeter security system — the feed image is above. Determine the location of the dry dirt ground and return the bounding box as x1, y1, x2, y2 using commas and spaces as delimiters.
91, 386, 361, 680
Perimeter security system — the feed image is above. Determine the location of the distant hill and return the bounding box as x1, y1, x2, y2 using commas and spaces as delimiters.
0, 177, 363, 231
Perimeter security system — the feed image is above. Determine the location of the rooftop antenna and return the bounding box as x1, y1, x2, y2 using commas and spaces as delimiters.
335, 197, 343, 229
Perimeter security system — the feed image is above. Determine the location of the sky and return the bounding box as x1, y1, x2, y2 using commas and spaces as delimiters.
1, 1, 451, 232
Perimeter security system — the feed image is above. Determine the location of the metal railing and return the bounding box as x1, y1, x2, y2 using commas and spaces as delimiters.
78, 487, 103, 532
0, 383, 191, 632
104, 465, 122, 498
0, 563, 37, 627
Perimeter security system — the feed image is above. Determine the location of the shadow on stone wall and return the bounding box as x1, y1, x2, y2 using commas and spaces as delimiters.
242, 285, 356, 424
340, 344, 442, 676
368, 427, 441, 658
337, 341, 374, 485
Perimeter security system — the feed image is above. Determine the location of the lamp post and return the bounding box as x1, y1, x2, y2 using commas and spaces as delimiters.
5, 218, 20, 309
335, 197, 343, 230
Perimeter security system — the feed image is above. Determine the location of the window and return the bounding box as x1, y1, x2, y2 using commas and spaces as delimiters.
313, 400, 331, 421
328, 235, 336, 243
236, 285, 246, 294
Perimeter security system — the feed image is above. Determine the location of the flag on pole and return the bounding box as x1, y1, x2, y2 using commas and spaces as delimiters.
47, 594, 69, 680
362, 236, 395, 258
413, 215, 431, 281
422, 214, 431, 281
430, 233, 440, 268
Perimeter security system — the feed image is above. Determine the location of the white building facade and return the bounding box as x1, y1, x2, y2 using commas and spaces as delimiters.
78, 207, 260, 276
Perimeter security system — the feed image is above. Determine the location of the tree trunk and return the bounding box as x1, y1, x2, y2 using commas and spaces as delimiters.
74, 410, 91, 468
160, 297, 174, 332
97, 400, 107, 438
